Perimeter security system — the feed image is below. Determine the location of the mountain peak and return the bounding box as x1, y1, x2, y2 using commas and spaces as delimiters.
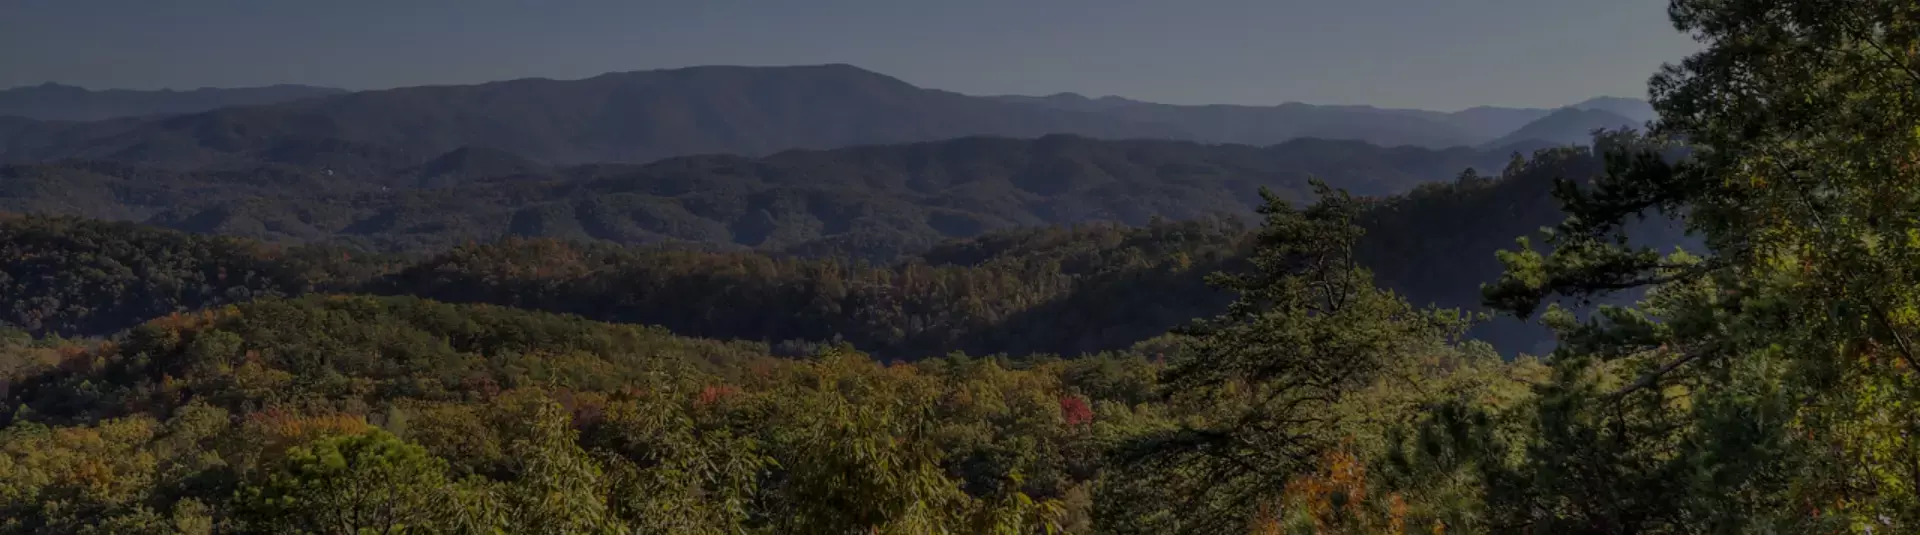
576, 63, 922, 92
1569, 96, 1656, 123
1571, 95, 1645, 107
4, 64, 1188, 168
1482, 107, 1640, 149
635, 63, 893, 77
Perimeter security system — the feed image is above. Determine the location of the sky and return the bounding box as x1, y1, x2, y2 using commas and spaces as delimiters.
0, 0, 1700, 111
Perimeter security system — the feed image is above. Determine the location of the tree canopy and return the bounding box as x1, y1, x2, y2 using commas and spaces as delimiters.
4, 1, 1914, 533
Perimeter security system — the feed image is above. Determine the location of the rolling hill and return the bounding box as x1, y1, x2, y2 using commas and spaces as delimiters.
0, 137, 1678, 360
0, 135, 1513, 258
0, 82, 345, 121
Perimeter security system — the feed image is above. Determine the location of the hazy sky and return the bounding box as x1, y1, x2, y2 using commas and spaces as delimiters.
0, 0, 1699, 111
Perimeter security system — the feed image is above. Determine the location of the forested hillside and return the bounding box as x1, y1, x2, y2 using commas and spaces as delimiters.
0, 198, 1536, 533
0, 214, 390, 336
0, 135, 1512, 258
0, 138, 1642, 359
0, 294, 1139, 532
4, 1, 1915, 533
0, 213, 1232, 357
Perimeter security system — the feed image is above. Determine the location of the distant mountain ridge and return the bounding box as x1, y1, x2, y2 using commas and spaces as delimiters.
1569, 96, 1658, 124
0, 65, 1185, 170
0, 82, 345, 121
988, 92, 1654, 149
988, 92, 1490, 148
1482, 107, 1642, 149
0, 65, 1651, 173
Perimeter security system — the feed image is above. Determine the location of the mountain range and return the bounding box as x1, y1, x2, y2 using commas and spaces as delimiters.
0, 65, 1649, 175
0, 82, 345, 121
0, 135, 1513, 258
0, 63, 1675, 359
991, 93, 1651, 150
0, 138, 1654, 360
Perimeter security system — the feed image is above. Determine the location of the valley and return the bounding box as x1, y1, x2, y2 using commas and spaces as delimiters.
5, 2, 1900, 531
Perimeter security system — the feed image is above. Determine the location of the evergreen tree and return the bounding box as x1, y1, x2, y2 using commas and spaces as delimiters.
1102, 183, 1461, 534
1484, 1, 1920, 531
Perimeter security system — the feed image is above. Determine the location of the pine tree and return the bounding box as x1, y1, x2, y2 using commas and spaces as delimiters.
1102, 182, 1461, 534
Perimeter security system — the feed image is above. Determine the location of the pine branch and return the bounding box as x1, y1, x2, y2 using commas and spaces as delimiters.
1607, 349, 1705, 401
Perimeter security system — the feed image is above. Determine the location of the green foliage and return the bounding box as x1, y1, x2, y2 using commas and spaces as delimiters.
29, 3, 1920, 530
0, 214, 386, 337
1472, 1, 1920, 532
376, 219, 1242, 360
2, 147, 1634, 359
238, 429, 450, 534
589, 392, 766, 534
0, 294, 1119, 533
0, 134, 1705, 534
1100, 184, 1467, 534
0, 139, 1659, 533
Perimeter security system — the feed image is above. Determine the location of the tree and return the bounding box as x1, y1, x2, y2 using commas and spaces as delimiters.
1101, 183, 1461, 534
492, 394, 625, 535
1483, 1, 1920, 531
757, 347, 1065, 534
589, 391, 768, 535
239, 429, 452, 535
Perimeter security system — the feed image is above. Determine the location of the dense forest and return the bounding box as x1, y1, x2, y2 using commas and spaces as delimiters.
0, 138, 1643, 358
4, 1, 1919, 533
0, 135, 1512, 258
